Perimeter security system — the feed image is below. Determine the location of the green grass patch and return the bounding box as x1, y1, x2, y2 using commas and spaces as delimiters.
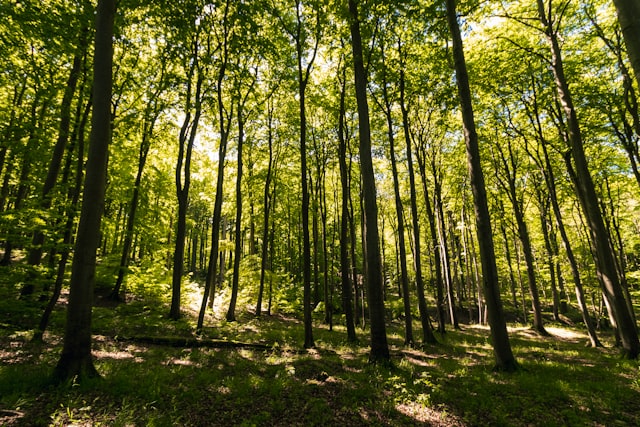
1, 266, 639, 426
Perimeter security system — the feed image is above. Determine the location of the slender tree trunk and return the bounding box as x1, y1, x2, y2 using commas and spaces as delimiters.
513, 194, 547, 335
34, 96, 91, 342
433, 170, 458, 329
348, 0, 389, 362
399, 61, 437, 345
170, 57, 202, 321
197, 21, 232, 329
267, 176, 278, 316
378, 64, 413, 346
537, 184, 560, 321
257, 101, 277, 316
320, 171, 331, 327
338, 62, 357, 342
52, 0, 115, 382
289, 0, 319, 349
500, 219, 519, 314
446, 0, 517, 371
110, 90, 163, 299
415, 148, 446, 334
226, 101, 245, 322
299, 59, 314, 350
538, 0, 638, 357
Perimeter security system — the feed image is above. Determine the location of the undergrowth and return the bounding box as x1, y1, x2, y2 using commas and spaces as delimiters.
1, 264, 639, 426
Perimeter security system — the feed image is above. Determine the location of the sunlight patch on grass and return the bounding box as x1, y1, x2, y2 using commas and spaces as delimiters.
92, 348, 144, 362
545, 326, 587, 341
163, 357, 201, 367
396, 402, 465, 426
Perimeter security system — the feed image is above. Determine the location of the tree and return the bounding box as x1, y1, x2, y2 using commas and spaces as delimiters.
445, 0, 518, 371
612, 0, 640, 90
536, 0, 639, 358
227, 65, 259, 322
273, 0, 323, 348
373, 32, 414, 346
490, 129, 548, 335
27, 24, 90, 268
170, 27, 204, 320
347, 0, 390, 363
52, 0, 116, 382
398, 42, 438, 345
110, 56, 169, 300
337, 51, 357, 342
197, 0, 234, 330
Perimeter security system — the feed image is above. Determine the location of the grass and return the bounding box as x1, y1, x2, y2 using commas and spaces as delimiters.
1, 264, 639, 426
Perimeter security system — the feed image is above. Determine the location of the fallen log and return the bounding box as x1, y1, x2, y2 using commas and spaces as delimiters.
114, 335, 273, 350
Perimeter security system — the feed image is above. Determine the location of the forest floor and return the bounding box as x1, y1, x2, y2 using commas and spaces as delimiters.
1, 265, 639, 426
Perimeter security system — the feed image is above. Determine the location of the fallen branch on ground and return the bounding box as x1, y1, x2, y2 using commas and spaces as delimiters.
114, 335, 273, 350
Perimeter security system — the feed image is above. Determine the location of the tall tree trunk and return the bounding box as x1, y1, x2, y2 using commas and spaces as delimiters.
170, 51, 203, 321
320, 170, 331, 327
415, 145, 446, 334
197, 13, 232, 329
432, 165, 458, 329
52, 0, 115, 382
312, 174, 321, 308
257, 101, 277, 317
337, 60, 357, 342
612, 0, 640, 90
493, 140, 547, 335
289, 0, 320, 349
445, 0, 517, 371
226, 100, 245, 322
377, 57, 413, 346
500, 218, 519, 315
348, 0, 389, 362
110, 70, 165, 300
267, 174, 278, 316
299, 53, 314, 350
536, 183, 560, 321
538, 0, 638, 358
399, 59, 437, 345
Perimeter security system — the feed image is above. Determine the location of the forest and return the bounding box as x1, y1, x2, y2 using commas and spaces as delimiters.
1, 0, 640, 425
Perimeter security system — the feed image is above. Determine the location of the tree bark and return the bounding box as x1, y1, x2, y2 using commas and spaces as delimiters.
538, 0, 638, 358
52, 0, 115, 382
399, 60, 437, 345
432, 161, 459, 329
111, 69, 165, 300
377, 54, 413, 346
445, 0, 517, 371
197, 6, 232, 329
613, 0, 640, 90
415, 141, 446, 334
257, 101, 276, 317
170, 52, 202, 321
348, 0, 389, 362
226, 100, 246, 322
337, 61, 357, 342
493, 140, 547, 335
